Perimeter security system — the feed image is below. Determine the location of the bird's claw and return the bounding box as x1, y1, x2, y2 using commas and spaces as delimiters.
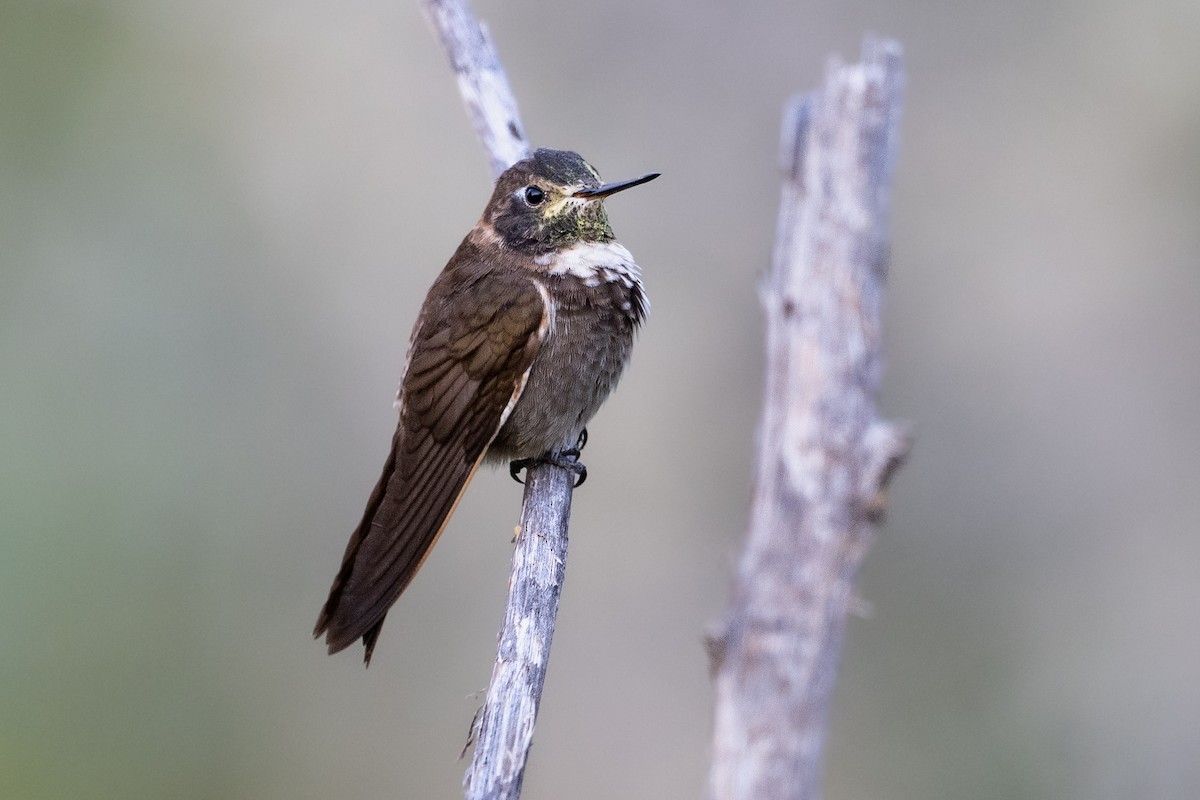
508, 446, 588, 488
509, 458, 534, 484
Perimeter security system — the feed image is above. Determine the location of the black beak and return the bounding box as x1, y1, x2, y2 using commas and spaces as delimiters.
572, 172, 660, 199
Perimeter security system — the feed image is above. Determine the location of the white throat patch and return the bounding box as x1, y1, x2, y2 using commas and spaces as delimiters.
533, 240, 641, 289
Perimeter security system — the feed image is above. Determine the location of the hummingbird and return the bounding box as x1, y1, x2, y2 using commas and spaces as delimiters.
315, 148, 658, 664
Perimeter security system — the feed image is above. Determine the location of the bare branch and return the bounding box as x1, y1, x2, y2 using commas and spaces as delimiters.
462, 466, 574, 800
421, 0, 531, 179
418, 2, 570, 798
708, 37, 909, 800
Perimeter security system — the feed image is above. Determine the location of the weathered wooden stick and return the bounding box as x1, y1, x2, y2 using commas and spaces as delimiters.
462, 465, 574, 800
707, 37, 910, 800
418, 2, 573, 798
421, 0, 531, 178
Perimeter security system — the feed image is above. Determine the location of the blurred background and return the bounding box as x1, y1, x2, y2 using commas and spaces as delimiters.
3, 1, 1198, 798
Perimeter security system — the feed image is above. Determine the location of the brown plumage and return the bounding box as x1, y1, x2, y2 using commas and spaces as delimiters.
315, 150, 656, 663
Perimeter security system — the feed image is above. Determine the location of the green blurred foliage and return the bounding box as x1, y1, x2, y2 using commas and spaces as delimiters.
2, 1, 1198, 798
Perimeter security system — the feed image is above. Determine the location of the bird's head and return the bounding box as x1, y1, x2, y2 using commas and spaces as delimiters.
480, 148, 658, 254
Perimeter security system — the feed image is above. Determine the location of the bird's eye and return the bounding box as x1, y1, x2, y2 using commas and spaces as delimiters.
523, 186, 545, 206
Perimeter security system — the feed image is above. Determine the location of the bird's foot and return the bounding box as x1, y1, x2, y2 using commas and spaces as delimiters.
509, 441, 588, 488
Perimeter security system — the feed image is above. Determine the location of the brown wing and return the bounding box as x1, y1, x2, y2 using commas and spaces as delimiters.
315, 271, 548, 664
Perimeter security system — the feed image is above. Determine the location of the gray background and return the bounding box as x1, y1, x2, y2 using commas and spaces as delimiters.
3, 1, 1198, 798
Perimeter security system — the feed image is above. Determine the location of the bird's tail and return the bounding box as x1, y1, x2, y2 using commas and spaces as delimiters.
314, 424, 487, 665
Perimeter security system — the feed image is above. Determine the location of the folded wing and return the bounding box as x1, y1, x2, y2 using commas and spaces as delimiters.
315, 271, 549, 663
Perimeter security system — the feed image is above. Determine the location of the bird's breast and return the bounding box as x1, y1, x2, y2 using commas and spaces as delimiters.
486, 242, 647, 461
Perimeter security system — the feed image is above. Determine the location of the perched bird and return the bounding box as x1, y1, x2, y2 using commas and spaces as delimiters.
315, 149, 658, 663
